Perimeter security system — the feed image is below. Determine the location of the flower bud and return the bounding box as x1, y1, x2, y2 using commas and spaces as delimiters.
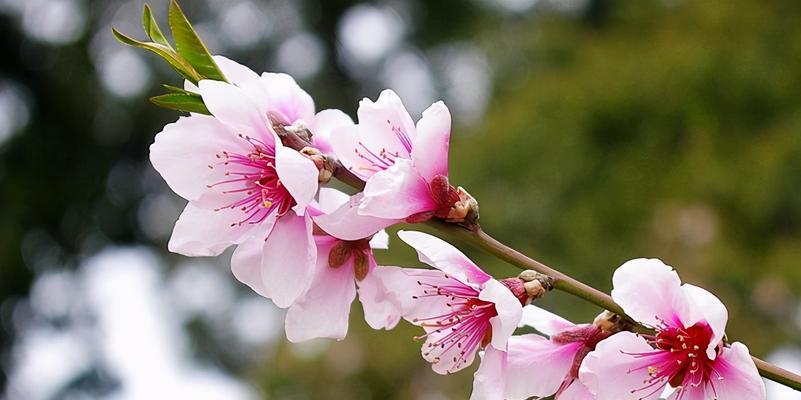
300, 147, 335, 184
592, 310, 632, 334
500, 277, 529, 305
517, 269, 553, 302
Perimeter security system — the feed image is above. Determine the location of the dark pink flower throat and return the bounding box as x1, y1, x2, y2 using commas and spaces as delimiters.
207, 134, 296, 226
626, 321, 722, 400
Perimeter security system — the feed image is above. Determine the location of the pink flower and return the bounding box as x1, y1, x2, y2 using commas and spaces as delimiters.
578, 258, 766, 400
471, 306, 607, 400
284, 188, 403, 342
315, 90, 475, 241
150, 56, 349, 308
378, 231, 524, 374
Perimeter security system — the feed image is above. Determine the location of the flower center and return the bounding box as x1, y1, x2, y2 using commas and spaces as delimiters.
626, 322, 722, 400
207, 134, 296, 226
411, 275, 498, 373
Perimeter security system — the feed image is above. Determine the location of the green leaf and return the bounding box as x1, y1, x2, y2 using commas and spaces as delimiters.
142, 4, 172, 49
162, 84, 197, 95
112, 28, 203, 83
150, 93, 210, 115
168, 0, 227, 82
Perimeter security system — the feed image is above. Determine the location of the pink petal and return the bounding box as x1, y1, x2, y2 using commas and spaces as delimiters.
328, 125, 407, 181
519, 305, 576, 335
470, 346, 507, 400
230, 224, 275, 298
328, 90, 415, 180
422, 322, 480, 375
316, 187, 350, 214
397, 230, 491, 286
168, 202, 263, 256
558, 381, 596, 400
360, 158, 437, 219
275, 143, 319, 216
198, 80, 270, 138
505, 334, 580, 399
681, 283, 729, 359
357, 263, 403, 330
579, 331, 664, 400
355, 89, 416, 156
309, 109, 354, 154
259, 72, 315, 124
704, 342, 766, 400
149, 115, 250, 201
611, 258, 689, 329
372, 266, 454, 324
212, 56, 280, 116
183, 79, 199, 92
411, 101, 451, 181
368, 229, 390, 250
667, 386, 705, 400
479, 279, 524, 350
285, 239, 357, 342
260, 214, 317, 307
213, 55, 261, 88
313, 192, 397, 240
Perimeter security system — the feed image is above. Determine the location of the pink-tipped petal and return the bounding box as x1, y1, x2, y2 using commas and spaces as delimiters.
411, 101, 451, 180
705, 343, 766, 400
285, 240, 357, 342
479, 279, 524, 350
579, 331, 664, 400
519, 305, 576, 335
168, 203, 261, 256
611, 258, 689, 329
259, 214, 317, 308
360, 158, 437, 219
310, 109, 354, 154
681, 283, 729, 359
275, 143, 319, 215
505, 334, 580, 399
470, 346, 507, 400
398, 230, 491, 286
313, 192, 397, 240
198, 80, 269, 137
150, 115, 250, 201
357, 263, 403, 331
259, 72, 315, 124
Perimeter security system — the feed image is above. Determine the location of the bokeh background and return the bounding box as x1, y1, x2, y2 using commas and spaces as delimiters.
1, 0, 801, 399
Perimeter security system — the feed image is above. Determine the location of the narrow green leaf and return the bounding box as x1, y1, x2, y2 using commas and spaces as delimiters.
150, 93, 210, 115
162, 84, 197, 95
112, 28, 203, 83
168, 0, 227, 82
142, 4, 172, 49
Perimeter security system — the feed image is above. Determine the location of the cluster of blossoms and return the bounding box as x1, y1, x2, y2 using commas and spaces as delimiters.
149, 56, 766, 399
